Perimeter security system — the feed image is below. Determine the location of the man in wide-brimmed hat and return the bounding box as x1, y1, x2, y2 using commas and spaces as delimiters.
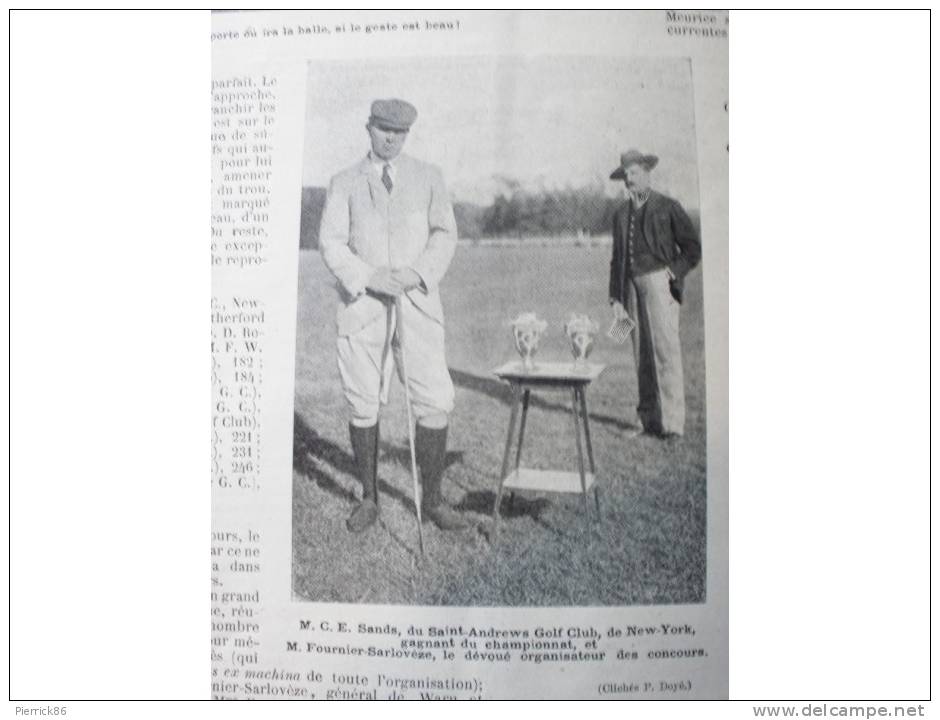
608, 149, 701, 438
318, 98, 468, 532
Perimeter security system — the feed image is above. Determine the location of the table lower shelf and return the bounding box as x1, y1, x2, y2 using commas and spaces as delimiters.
501, 468, 595, 494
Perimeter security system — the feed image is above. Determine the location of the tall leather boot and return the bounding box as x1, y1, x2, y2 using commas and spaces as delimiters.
346, 423, 379, 533
416, 424, 468, 530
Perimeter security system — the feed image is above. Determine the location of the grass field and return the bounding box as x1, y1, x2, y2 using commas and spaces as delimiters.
292, 244, 706, 606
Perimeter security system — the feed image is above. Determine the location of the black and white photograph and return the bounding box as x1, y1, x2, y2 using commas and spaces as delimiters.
292, 54, 708, 606
13, 6, 933, 708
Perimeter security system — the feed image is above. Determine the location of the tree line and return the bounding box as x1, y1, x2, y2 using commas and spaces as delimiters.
454, 186, 622, 240
299, 184, 678, 248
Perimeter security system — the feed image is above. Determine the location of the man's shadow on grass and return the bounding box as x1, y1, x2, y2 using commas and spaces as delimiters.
294, 411, 570, 540
293, 412, 462, 516
381, 443, 464, 475
293, 412, 413, 512
293, 412, 357, 503
448, 367, 640, 433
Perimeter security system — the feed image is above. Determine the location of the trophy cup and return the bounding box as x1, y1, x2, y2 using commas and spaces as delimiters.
565, 314, 599, 373
510, 313, 548, 373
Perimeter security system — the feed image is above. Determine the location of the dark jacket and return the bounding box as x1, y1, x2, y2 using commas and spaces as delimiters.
608, 190, 701, 304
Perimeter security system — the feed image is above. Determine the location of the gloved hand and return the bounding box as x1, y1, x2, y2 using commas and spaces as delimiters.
669, 276, 684, 304
366, 266, 404, 298
391, 267, 423, 292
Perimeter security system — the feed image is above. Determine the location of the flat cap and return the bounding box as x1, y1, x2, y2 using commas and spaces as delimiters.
368, 98, 417, 131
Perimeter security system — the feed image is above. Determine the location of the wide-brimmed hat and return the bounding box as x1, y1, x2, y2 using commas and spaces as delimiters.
368, 98, 417, 131
609, 149, 659, 179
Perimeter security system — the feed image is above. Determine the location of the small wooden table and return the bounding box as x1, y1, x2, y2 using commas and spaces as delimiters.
491, 361, 606, 537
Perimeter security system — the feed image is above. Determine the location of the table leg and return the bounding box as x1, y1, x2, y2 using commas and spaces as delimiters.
514, 389, 530, 469
509, 389, 530, 513
570, 388, 588, 516
579, 388, 601, 520
492, 385, 521, 539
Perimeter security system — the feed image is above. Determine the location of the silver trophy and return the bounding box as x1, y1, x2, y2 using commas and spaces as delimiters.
510, 313, 548, 373
565, 314, 599, 372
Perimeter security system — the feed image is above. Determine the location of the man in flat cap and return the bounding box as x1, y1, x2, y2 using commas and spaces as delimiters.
319, 98, 467, 533
608, 149, 701, 438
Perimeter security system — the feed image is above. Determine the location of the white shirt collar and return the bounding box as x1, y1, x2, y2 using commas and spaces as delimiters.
629, 189, 651, 207
368, 152, 397, 180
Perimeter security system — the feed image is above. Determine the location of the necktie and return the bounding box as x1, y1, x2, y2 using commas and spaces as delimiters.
381, 163, 393, 193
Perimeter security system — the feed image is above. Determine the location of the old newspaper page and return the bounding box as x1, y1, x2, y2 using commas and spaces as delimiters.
211, 9, 728, 699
